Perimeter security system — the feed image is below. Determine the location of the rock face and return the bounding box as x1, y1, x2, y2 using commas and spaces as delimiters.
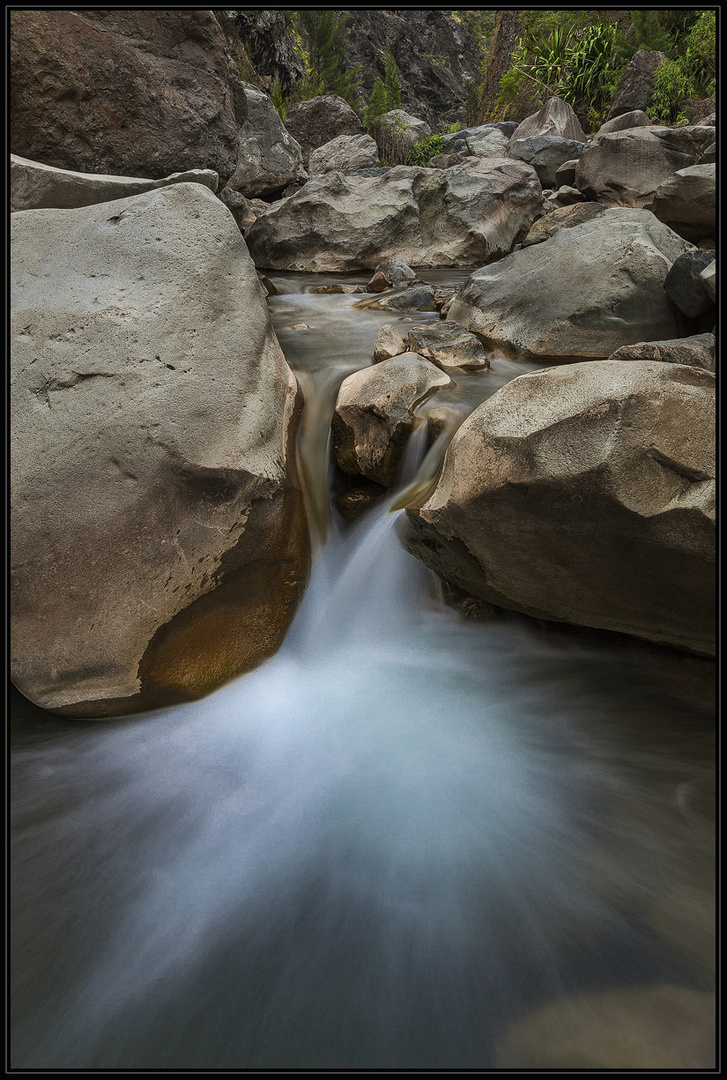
651, 164, 716, 241
225, 84, 306, 198
10, 154, 219, 212
508, 135, 586, 189
308, 133, 380, 175
663, 249, 718, 319
283, 94, 364, 166
607, 334, 715, 373
607, 49, 667, 119
575, 125, 714, 208
9, 9, 242, 183
331, 353, 452, 487
508, 97, 587, 146
404, 360, 715, 656
10, 183, 309, 717
448, 208, 694, 360
245, 158, 544, 272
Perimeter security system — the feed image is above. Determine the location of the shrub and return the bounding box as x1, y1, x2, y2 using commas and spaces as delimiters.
407, 135, 446, 167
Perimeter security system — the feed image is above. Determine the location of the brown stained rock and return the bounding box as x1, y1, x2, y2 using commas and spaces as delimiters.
11, 183, 309, 716
9, 10, 241, 182
521, 202, 605, 246
405, 361, 715, 656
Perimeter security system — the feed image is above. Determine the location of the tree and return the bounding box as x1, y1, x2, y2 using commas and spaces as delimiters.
384, 47, 401, 109
293, 10, 362, 105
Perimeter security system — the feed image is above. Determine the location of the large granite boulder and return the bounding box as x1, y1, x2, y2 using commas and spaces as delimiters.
594, 109, 651, 136
465, 128, 510, 157
508, 96, 587, 146
607, 334, 715, 373
331, 353, 452, 487
225, 84, 306, 198
308, 133, 380, 175
606, 49, 668, 120
404, 360, 715, 656
9, 10, 242, 183
521, 202, 606, 246
245, 158, 544, 272
10, 154, 219, 211
448, 208, 693, 360
10, 183, 309, 717
651, 164, 716, 241
508, 135, 586, 189
574, 125, 715, 208
283, 94, 364, 166
663, 249, 718, 319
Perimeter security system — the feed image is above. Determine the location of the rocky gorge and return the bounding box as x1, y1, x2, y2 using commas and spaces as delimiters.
10, 9, 716, 1072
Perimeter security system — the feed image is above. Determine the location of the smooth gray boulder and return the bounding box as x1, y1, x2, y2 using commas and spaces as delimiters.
508, 96, 587, 147
404, 360, 715, 656
607, 334, 715, 373
522, 203, 606, 247
407, 323, 490, 372
373, 324, 407, 362
226, 84, 307, 198
11, 183, 308, 717
244, 158, 544, 272
466, 128, 510, 157
283, 94, 364, 166
664, 249, 718, 319
651, 164, 716, 241
595, 109, 651, 136
332, 352, 452, 487
308, 133, 380, 175
449, 208, 693, 360
10, 154, 219, 211
575, 125, 715, 208
508, 136, 585, 189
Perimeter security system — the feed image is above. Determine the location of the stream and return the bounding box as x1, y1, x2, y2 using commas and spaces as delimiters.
10, 270, 715, 1069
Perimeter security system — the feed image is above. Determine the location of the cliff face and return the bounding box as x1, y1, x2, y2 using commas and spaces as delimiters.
234, 8, 484, 130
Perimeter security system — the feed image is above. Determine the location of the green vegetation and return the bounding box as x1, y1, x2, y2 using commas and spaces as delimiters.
287, 11, 362, 105
363, 48, 404, 138
407, 135, 446, 167
384, 48, 402, 110
647, 10, 716, 122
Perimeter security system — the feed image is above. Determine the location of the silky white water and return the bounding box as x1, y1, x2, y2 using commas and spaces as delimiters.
10, 272, 715, 1069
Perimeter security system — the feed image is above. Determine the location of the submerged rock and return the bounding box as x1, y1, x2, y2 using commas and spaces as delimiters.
373, 324, 408, 362
404, 360, 715, 656
11, 182, 309, 716
357, 284, 437, 312
331, 353, 452, 487
448, 208, 694, 360
245, 158, 544, 272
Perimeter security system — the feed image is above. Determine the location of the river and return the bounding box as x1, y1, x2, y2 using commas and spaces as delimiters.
10, 270, 715, 1069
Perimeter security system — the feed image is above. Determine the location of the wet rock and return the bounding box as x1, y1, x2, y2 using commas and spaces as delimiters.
404, 360, 715, 656
10, 182, 308, 717
308, 133, 380, 176
494, 985, 715, 1068
333, 479, 387, 523
283, 94, 364, 167
508, 96, 587, 146
508, 135, 585, 189
358, 285, 437, 313
373, 324, 407, 362
226, 84, 307, 199
311, 283, 364, 294
245, 158, 544, 272
575, 125, 715, 209
331, 352, 452, 487
407, 323, 490, 372
663, 249, 718, 319
607, 334, 715, 373
366, 259, 418, 292
450, 208, 693, 360
607, 49, 667, 119
10, 155, 219, 212
651, 164, 716, 242
9, 9, 242, 183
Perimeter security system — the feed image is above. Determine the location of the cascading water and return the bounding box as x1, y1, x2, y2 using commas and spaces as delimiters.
10, 271, 715, 1069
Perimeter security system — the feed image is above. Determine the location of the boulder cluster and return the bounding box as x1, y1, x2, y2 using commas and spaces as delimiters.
9, 8, 717, 716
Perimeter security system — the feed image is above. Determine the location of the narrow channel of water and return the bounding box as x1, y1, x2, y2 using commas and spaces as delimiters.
10, 271, 715, 1069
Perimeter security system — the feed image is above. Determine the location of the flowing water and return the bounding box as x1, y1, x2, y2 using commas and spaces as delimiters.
10, 271, 716, 1069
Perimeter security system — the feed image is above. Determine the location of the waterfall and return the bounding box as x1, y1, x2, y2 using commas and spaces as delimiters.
10, 272, 715, 1069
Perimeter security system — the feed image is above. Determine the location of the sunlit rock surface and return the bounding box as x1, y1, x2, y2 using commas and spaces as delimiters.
11, 182, 308, 716
405, 360, 715, 655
